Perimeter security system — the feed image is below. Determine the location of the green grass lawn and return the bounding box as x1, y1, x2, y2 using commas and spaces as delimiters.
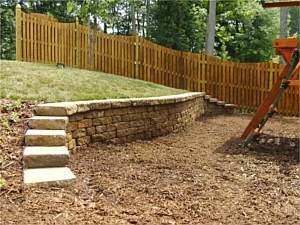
0, 60, 186, 102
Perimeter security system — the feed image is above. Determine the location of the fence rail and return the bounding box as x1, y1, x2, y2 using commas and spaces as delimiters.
16, 8, 299, 116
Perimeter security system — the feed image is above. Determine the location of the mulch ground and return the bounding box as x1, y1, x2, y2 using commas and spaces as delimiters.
0, 99, 299, 224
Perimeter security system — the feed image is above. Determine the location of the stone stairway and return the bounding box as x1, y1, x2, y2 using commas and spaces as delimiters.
203, 95, 236, 115
23, 116, 76, 186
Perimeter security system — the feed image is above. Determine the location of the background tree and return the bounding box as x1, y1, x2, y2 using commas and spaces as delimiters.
288, 7, 300, 37
205, 0, 217, 56
150, 0, 206, 52
279, 7, 288, 63
0, 0, 75, 60
0, 1, 17, 60
27, 0, 75, 23
214, 0, 278, 62
1, 0, 290, 63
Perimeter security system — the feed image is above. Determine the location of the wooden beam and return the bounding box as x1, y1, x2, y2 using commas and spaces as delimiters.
287, 80, 300, 86
273, 38, 299, 63
273, 38, 299, 49
282, 78, 300, 86
263, 1, 300, 8
276, 49, 294, 63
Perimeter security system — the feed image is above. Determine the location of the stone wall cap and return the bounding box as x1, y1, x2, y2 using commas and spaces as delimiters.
37, 102, 77, 107
35, 93, 205, 115
225, 104, 236, 108
130, 93, 204, 106
209, 98, 218, 103
109, 99, 132, 108
87, 100, 111, 110
35, 103, 77, 116
174, 92, 205, 102
217, 101, 226, 105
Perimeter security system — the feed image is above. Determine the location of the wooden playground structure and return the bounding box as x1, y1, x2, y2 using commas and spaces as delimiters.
242, 0, 300, 147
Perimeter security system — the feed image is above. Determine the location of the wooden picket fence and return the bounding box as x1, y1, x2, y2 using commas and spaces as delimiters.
15, 7, 299, 116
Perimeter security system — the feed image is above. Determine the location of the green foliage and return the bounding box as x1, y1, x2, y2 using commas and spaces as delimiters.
289, 7, 300, 37
0, 158, 7, 189
0, 0, 74, 60
14, 99, 22, 109
0, 179, 5, 188
9, 112, 19, 123
0, 1, 17, 60
215, 0, 278, 62
2, 120, 11, 131
67, 0, 146, 35
150, 0, 206, 53
2, 103, 13, 113
0, 0, 295, 62
1, 100, 22, 112
27, 0, 75, 23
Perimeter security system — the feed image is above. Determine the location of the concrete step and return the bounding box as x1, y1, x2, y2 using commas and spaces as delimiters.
225, 104, 236, 108
209, 98, 218, 103
24, 167, 76, 186
23, 146, 69, 168
34, 102, 77, 116
204, 95, 211, 100
217, 101, 226, 106
28, 116, 68, 130
25, 129, 66, 146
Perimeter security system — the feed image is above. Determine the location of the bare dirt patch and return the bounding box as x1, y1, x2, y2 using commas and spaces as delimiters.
0, 99, 299, 224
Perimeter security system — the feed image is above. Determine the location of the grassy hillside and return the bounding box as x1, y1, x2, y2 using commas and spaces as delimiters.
0, 60, 186, 102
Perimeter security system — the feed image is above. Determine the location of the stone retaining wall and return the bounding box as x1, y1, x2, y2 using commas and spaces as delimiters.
67, 93, 205, 149
35, 93, 206, 149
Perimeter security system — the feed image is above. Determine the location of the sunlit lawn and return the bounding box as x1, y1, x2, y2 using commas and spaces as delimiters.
0, 60, 186, 102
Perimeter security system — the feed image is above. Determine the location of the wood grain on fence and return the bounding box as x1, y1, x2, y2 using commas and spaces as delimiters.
16, 9, 299, 116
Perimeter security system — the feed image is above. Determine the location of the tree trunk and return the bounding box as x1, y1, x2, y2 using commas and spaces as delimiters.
205, 0, 217, 56
137, 11, 140, 34
93, 16, 97, 30
280, 7, 288, 64
104, 23, 107, 34
131, 1, 136, 35
146, 0, 150, 38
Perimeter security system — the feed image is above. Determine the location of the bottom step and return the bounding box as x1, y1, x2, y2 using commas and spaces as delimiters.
23, 146, 70, 168
24, 167, 76, 186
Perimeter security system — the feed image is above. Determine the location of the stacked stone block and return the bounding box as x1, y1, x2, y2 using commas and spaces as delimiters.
204, 95, 236, 115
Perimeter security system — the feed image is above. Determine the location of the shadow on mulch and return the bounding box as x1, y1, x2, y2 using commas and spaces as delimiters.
196, 113, 250, 122
215, 134, 299, 175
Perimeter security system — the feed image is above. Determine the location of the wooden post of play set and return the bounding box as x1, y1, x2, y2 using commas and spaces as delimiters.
241, 1, 300, 145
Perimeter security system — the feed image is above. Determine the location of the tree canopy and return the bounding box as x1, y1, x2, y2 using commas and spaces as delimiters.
1, 0, 299, 62
150, 0, 206, 53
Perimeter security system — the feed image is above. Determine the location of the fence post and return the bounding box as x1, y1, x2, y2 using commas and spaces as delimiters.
75, 17, 80, 68
16, 4, 22, 61
201, 53, 206, 92
135, 32, 140, 79
268, 58, 274, 91
179, 51, 184, 89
